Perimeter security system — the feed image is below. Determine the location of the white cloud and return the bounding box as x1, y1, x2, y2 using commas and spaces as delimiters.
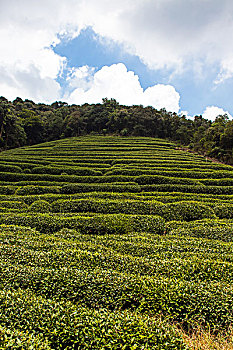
202, 106, 232, 121
180, 111, 193, 120
71, 0, 233, 76
1, 0, 233, 104
0, 0, 80, 102
66, 66, 96, 90
67, 63, 180, 112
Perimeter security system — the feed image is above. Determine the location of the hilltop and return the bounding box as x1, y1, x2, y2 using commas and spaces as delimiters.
1, 96, 233, 164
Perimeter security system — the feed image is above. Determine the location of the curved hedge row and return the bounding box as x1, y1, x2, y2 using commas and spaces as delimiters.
0, 213, 166, 235
1, 135, 233, 346
50, 198, 216, 221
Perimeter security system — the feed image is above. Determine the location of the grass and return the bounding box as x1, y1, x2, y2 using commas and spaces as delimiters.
179, 326, 233, 350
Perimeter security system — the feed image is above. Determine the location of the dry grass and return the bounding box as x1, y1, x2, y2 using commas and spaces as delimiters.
178, 326, 233, 350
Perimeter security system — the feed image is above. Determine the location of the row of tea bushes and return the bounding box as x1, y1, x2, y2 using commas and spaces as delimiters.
167, 219, 233, 242
0, 197, 229, 222
1, 224, 233, 332
0, 289, 185, 350
1, 135, 233, 346
4, 181, 233, 196
0, 213, 165, 235
50, 199, 216, 221
31, 166, 103, 176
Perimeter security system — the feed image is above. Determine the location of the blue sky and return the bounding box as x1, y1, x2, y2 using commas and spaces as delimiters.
1, 0, 233, 120
54, 27, 232, 116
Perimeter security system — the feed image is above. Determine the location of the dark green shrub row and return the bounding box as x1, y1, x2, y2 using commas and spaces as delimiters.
15, 185, 61, 195
0, 192, 142, 205
139, 191, 233, 203
6, 175, 233, 188
157, 201, 216, 221
213, 204, 233, 219
109, 168, 233, 179
114, 161, 232, 170
60, 183, 141, 194
200, 178, 233, 186
0, 201, 28, 210
1, 191, 232, 207
0, 160, 49, 169
46, 157, 111, 164
0, 175, 136, 186
0, 181, 69, 187
0, 164, 22, 173
0, 186, 16, 195
52, 162, 111, 168
135, 175, 199, 185
31, 166, 103, 176
51, 199, 216, 221
0, 172, 137, 184
0, 157, 51, 166
0, 213, 165, 235
141, 184, 233, 195
29, 200, 51, 213
51, 198, 163, 215
166, 219, 233, 241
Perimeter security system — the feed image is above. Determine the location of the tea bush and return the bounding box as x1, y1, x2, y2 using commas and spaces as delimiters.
1, 135, 233, 346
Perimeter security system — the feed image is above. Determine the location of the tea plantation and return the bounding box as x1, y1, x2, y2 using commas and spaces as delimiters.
1, 135, 233, 349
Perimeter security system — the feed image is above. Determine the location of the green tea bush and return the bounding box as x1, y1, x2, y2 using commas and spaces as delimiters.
0, 186, 16, 195
61, 183, 141, 194
0, 164, 22, 173
166, 219, 233, 242
0, 289, 186, 350
31, 165, 102, 176
0, 213, 165, 235
135, 175, 199, 185
15, 185, 61, 195
0, 201, 28, 210
2, 135, 233, 344
29, 200, 52, 213
52, 198, 163, 215
213, 204, 233, 219
141, 184, 233, 194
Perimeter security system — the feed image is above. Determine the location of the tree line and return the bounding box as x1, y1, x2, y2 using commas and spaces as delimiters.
0, 96, 233, 164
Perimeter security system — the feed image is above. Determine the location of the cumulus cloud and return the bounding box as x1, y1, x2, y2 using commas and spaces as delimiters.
1, 0, 233, 104
202, 106, 232, 121
0, 0, 80, 102
71, 0, 233, 76
67, 63, 180, 112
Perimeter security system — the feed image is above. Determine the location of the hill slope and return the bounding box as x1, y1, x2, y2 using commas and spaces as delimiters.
0, 135, 233, 348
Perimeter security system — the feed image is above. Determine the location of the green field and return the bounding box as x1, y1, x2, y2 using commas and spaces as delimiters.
0, 135, 233, 349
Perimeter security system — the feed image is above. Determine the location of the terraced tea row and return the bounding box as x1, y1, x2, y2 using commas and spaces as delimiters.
0, 135, 233, 348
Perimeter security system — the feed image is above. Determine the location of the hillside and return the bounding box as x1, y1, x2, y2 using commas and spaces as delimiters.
0, 135, 233, 348
1, 96, 233, 164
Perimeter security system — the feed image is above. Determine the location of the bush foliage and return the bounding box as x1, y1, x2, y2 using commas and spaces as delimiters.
0, 135, 233, 347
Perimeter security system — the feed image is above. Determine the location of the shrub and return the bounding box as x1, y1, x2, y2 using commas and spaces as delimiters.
52, 198, 164, 215
213, 204, 233, 219
31, 166, 102, 176
15, 186, 60, 195
29, 200, 51, 213
0, 213, 165, 235
61, 183, 141, 194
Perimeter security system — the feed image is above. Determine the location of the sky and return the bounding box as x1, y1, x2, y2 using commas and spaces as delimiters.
1, 0, 233, 120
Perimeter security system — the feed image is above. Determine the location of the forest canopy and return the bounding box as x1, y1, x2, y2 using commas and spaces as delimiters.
0, 96, 233, 164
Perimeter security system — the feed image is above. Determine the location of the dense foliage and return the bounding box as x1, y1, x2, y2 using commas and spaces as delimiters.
1, 95, 233, 163
0, 135, 233, 348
